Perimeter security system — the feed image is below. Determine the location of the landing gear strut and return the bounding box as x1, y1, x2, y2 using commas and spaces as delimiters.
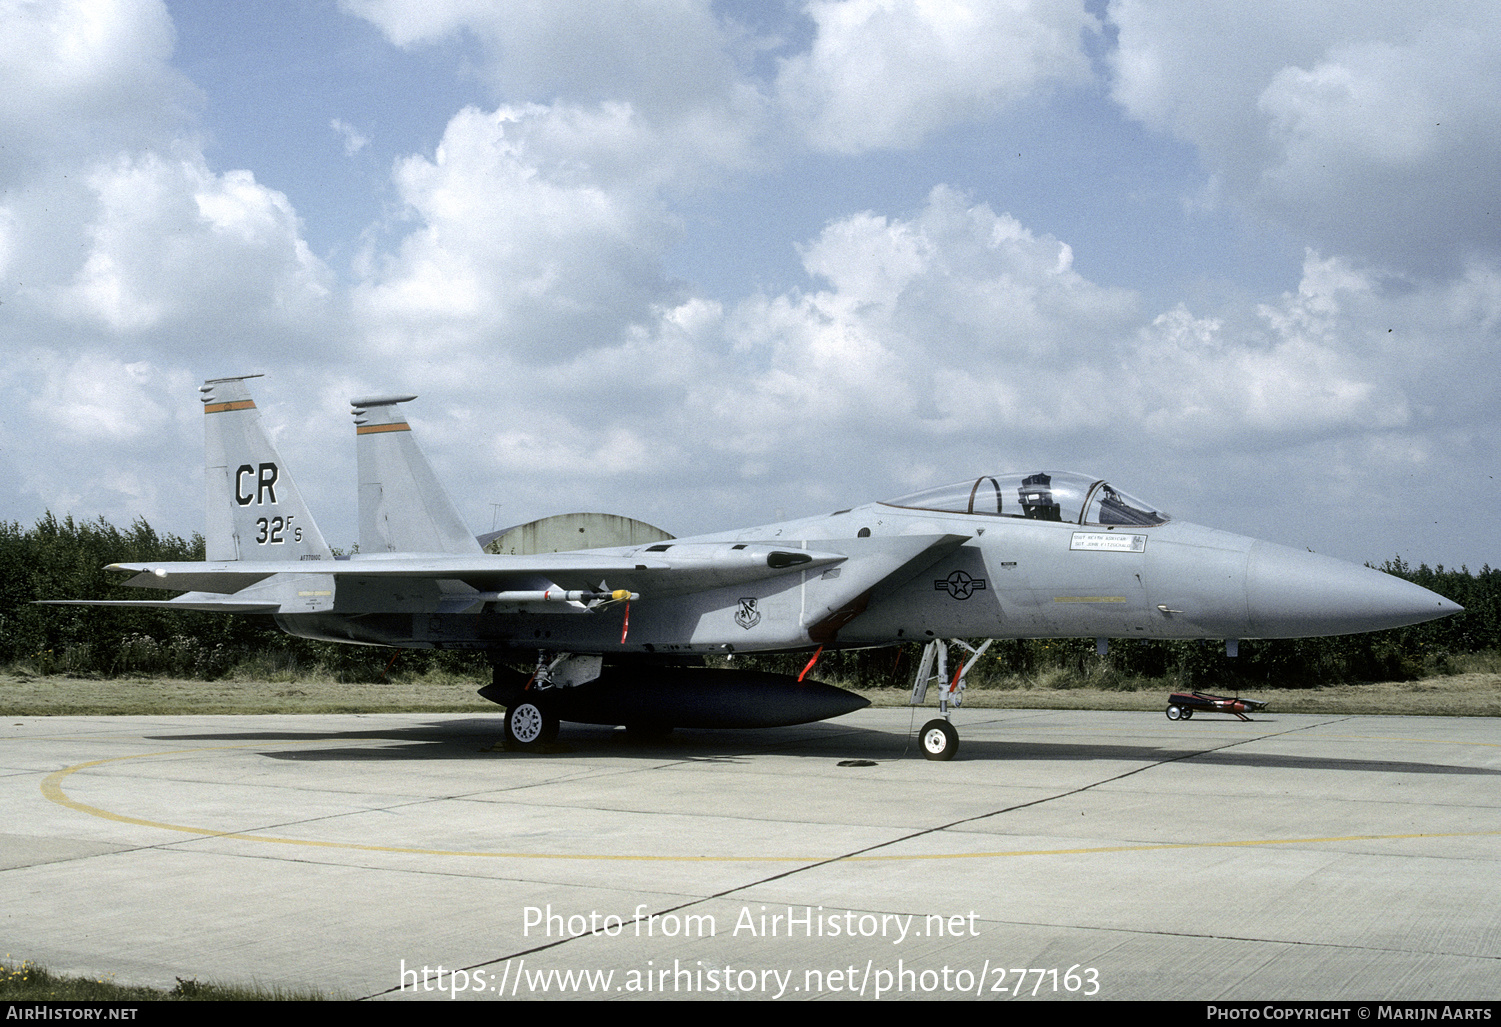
910, 638, 992, 761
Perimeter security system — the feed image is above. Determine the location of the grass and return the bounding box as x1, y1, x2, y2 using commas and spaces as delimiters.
2, 652, 1499, 718
848, 651, 1501, 717
0, 665, 495, 716
851, 672, 1501, 717
0, 956, 330, 1001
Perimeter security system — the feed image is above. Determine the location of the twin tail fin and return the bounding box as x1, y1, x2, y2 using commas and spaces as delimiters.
201, 376, 333, 563
352, 395, 481, 555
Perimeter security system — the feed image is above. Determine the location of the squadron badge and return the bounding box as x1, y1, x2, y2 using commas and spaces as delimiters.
735, 596, 762, 629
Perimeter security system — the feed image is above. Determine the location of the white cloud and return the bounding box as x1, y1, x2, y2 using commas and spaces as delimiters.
343, 0, 746, 116
345, 0, 1098, 161
1108, 0, 1501, 271
3, 0, 1496, 570
778, 0, 1097, 152
351, 103, 681, 361
343, 0, 772, 197
52, 152, 332, 342
635, 195, 1478, 534
0, 0, 195, 173
1128, 301, 1404, 444
650, 187, 1140, 503
27, 352, 171, 443
0, 352, 198, 528
0, 2, 333, 363
411, 188, 1468, 538
330, 118, 370, 156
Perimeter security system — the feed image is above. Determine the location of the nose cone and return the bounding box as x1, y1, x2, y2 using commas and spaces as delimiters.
1246, 541, 1463, 637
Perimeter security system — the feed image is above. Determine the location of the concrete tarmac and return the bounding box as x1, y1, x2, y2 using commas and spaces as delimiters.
1, 707, 1497, 1001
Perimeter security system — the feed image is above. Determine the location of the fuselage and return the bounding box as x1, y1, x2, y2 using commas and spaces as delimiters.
277, 493, 1461, 654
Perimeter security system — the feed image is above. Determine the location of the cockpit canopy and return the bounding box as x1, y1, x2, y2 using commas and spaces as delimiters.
882, 471, 1168, 526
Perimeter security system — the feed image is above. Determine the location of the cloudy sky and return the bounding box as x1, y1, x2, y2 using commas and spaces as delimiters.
2, 0, 1497, 569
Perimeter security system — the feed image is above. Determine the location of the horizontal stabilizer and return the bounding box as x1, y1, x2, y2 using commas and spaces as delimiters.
40, 597, 280, 613
45, 571, 337, 614
111, 567, 276, 593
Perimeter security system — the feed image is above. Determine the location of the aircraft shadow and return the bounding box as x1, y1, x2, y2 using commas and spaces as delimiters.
949, 738, 1500, 776
145, 721, 1499, 776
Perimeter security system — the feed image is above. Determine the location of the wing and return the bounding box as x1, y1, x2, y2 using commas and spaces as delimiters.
71, 541, 848, 613
52, 534, 971, 626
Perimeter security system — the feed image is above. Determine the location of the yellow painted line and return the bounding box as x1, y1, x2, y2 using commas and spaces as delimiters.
40, 745, 1501, 864
202, 400, 255, 414
355, 422, 410, 435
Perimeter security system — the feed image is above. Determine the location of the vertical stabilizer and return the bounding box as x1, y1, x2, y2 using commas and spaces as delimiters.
352, 395, 481, 555
201, 376, 333, 563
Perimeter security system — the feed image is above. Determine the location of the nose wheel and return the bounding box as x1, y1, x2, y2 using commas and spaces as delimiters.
920, 719, 958, 761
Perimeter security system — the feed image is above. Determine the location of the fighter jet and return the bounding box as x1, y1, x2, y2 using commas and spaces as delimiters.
59, 376, 1463, 760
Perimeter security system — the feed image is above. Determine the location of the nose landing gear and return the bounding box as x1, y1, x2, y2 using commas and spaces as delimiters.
910, 638, 992, 761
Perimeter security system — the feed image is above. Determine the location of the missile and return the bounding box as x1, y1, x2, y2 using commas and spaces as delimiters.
478, 588, 638, 605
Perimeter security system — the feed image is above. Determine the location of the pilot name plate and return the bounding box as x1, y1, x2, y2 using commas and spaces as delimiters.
1070, 532, 1147, 553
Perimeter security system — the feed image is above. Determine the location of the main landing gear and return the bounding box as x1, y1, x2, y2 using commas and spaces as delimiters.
493, 651, 600, 751
504, 699, 559, 750
910, 639, 993, 761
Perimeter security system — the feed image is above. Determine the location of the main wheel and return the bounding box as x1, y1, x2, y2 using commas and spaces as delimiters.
1166, 705, 1182, 721
919, 719, 958, 761
504, 700, 558, 751
1181, 707, 1193, 720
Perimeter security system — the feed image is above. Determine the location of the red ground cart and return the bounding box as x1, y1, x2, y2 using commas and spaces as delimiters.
1165, 691, 1268, 722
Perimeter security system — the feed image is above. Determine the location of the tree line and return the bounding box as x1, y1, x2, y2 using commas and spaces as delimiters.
2, 513, 1495, 687
0, 513, 485, 681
